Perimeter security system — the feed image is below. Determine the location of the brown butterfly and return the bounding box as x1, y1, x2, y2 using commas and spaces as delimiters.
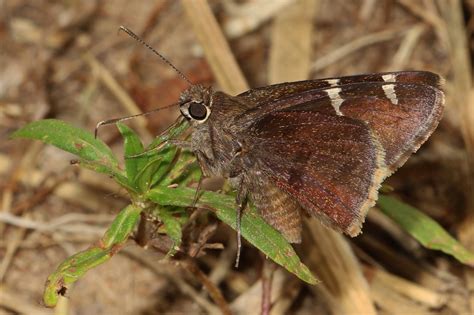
178, 71, 444, 245
99, 27, 444, 263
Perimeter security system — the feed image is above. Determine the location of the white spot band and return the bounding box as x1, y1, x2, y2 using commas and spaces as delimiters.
325, 87, 344, 115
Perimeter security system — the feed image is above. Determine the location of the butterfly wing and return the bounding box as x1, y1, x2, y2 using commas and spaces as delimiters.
244, 111, 386, 236
238, 79, 444, 172
237, 71, 441, 108
235, 75, 444, 237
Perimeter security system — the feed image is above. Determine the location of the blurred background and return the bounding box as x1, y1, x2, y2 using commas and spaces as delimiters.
1, 0, 474, 314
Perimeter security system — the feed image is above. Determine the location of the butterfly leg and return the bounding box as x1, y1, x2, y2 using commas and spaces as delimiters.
124, 139, 191, 159
234, 176, 248, 268
167, 139, 192, 149
191, 173, 204, 208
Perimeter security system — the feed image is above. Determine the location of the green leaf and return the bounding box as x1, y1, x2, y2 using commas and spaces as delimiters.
159, 206, 183, 257
102, 204, 142, 247
160, 151, 201, 187
147, 146, 179, 187
141, 118, 191, 189
135, 156, 164, 192
116, 123, 146, 186
44, 247, 112, 307
146, 186, 318, 284
12, 119, 119, 172
74, 159, 136, 193
378, 195, 474, 266
43, 204, 141, 307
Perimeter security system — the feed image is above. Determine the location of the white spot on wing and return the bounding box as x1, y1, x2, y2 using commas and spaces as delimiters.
325, 87, 344, 115
383, 84, 398, 105
382, 74, 396, 82
326, 78, 340, 87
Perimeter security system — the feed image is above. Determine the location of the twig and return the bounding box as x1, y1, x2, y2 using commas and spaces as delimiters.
11, 169, 74, 215
0, 233, 97, 249
0, 212, 111, 234
137, 0, 171, 38
122, 247, 222, 315
261, 258, 276, 315
183, 259, 232, 315
0, 142, 43, 233
0, 224, 27, 282
269, 276, 301, 315
230, 269, 287, 315
207, 236, 236, 285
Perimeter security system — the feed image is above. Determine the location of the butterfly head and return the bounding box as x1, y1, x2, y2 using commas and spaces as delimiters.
179, 85, 213, 124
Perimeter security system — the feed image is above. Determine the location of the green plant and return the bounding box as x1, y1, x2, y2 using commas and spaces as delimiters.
12, 119, 474, 307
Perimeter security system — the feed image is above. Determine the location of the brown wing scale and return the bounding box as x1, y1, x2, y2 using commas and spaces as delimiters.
248, 172, 303, 243
238, 81, 444, 172
244, 111, 388, 237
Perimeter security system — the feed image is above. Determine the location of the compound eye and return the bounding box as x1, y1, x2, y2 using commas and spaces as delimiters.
188, 102, 208, 120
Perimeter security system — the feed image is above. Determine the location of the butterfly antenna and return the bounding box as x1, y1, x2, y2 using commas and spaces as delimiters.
118, 26, 193, 86
95, 102, 178, 138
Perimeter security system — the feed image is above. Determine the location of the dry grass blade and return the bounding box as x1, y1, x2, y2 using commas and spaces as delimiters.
310, 28, 407, 74
270, 1, 375, 314
223, 0, 295, 39
359, 0, 377, 21
357, 234, 448, 289
364, 266, 447, 308
304, 221, 376, 315
2, 0, 470, 313
181, 0, 249, 94
269, 0, 317, 84
369, 279, 432, 315
367, 208, 420, 253
0, 142, 44, 282
0, 285, 53, 315
388, 23, 426, 70
85, 53, 152, 141
0, 157, 126, 214
437, 1, 474, 313
123, 247, 222, 315
230, 269, 287, 315
396, 0, 449, 48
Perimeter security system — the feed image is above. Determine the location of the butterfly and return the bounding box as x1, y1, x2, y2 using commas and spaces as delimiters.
98, 28, 444, 263
178, 71, 444, 246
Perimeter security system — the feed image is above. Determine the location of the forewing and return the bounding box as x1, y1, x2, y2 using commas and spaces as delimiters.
245, 111, 388, 236
237, 79, 444, 172
237, 71, 441, 108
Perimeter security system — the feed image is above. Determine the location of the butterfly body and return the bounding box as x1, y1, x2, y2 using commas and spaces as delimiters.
178, 71, 444, 242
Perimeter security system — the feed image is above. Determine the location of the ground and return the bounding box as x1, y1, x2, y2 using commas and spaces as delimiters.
1, 1, 474, 314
